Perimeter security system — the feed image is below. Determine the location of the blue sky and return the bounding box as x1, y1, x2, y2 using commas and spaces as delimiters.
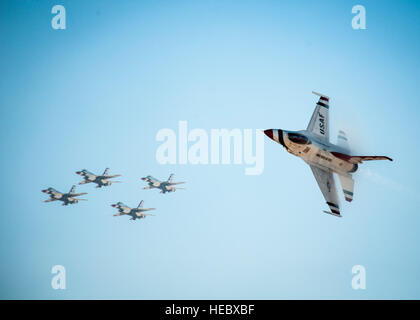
0, 0, 419, 299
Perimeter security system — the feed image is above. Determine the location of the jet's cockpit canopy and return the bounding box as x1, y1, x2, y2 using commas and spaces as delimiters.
287, 132, 310, 145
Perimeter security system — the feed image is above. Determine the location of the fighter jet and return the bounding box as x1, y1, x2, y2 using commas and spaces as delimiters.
76, 168, 121, 188
264, 91, 392, 217
42, 185, 88, 206
111, 200, 156, 220
141, 174, 185, 194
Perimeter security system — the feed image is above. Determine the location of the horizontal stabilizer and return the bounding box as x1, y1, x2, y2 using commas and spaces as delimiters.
331, 152, 393, 164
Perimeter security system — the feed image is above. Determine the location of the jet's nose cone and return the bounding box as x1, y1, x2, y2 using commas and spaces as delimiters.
264, 129, 274, 140
111, 204, 117, 208
264, 129, 285, 147
141, 177, 146, 181
76, 171, 81, 175
42, 189, 47, 193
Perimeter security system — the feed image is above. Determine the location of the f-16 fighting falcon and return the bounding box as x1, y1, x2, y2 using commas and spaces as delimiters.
264, 91, 392, 217
111, 200, 156, 221
76, 168, 121, 188
141, 174, 185, 194
42, 185, 88, 206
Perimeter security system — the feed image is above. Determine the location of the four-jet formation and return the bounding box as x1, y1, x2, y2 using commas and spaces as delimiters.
141, 174, 185, 194
76, 168, 121, 188
42, 185, 88, 206
111, 200, 156, 221
43, 169, 179, 221
264, 91, 392, 217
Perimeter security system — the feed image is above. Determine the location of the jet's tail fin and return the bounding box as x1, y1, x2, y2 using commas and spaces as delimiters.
69, 185, 76, 194
103, 168, 110, 176
167, 174, 174, 183
332, 152, 393, 164
137, 200, 144, 209
337, 174, 354, 202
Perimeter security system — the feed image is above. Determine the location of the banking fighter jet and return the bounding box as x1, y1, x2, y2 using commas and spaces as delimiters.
141, 174, 185, 194
111, 200, 156, 220
76, 168, 121, 188
264, 91, 392, 217
42, 185, 88, 206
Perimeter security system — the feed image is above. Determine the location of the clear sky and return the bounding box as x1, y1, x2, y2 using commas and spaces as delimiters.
0, 0, 419, 299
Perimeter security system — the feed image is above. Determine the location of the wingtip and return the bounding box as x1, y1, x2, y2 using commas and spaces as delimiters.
323, 210, 342, 218
312, 91, 330, 100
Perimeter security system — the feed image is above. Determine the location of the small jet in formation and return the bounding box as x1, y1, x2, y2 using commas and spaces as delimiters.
42, 185, 88, 206
141, 174, 185, 194
264, 91, 392, 217
111, 200, 156, 220
76, 168, 121, 188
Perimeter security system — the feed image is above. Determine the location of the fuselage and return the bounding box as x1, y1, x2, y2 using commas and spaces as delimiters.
264, 129, 358, 175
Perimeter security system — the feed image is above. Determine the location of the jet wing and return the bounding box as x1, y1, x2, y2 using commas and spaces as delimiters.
135, 211, 155, 217
307, 91, 330, 142
119, 205, 131, 211
101, 174, 121, 179
309, 165, 341, 217
150, 179, 162, 186
68, 197, 87, 201
70, 192, 88, 197
135, 208, 155, 213
85, 173, 97, 181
